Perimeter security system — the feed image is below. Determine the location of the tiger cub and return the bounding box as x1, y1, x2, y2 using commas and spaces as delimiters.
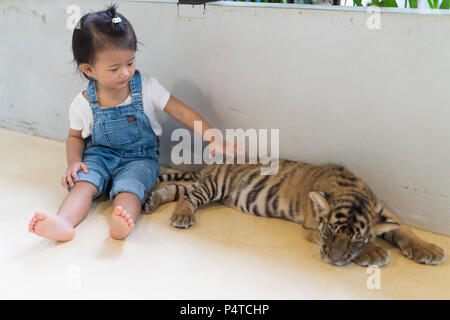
142, 159, 445, 267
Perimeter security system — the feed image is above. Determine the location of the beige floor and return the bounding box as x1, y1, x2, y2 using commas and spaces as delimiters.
0, 127, 449, 300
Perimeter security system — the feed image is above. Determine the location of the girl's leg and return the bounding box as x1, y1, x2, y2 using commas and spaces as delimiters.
109, 158, 160, 240
109, 192, 141, 240
28, 181, 98, 241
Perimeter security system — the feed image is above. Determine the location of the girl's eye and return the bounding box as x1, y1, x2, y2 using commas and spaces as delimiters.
109, 62, 133, 72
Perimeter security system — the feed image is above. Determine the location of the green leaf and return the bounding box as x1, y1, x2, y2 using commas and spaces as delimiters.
371, 0, 398, 7
383, 0, 398, 6
440, 0, 450, 8
353, 0, 363, 6
408, 0, 418, 8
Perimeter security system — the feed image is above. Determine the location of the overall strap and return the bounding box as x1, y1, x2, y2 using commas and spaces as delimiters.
130, 69, 143, 110
86, 78, 101, 114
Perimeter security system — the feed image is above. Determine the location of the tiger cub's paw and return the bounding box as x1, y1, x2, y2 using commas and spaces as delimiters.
170, 209, 196, 229
142, 192, 162, 215
353, 243, 391, 267
400, 240, 445, 266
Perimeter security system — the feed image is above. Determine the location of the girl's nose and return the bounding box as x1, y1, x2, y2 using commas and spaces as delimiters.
120, 68, 129, 79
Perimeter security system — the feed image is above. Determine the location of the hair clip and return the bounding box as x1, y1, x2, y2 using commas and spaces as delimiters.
112, 17, 122, 24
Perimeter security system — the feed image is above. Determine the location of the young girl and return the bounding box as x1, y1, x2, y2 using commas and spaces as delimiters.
28, 5, 229, 241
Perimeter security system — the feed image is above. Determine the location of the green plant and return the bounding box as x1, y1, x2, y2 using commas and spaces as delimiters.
370, 0, 398, 6
230, 0, 449, 8
440, 0, 450, 8
358, 0, 448, 8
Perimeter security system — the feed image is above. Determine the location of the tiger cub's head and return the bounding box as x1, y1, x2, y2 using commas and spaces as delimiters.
309, 191, 399, 266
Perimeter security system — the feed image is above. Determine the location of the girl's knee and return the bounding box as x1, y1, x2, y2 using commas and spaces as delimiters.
114, 191, 141, 203
72, 181, 99, 197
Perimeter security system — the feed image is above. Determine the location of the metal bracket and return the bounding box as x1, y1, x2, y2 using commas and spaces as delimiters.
178, 1, 211, 18
179, 0, 216, 4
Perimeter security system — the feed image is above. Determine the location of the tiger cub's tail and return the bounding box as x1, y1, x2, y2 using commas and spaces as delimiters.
156, 171, 202, 184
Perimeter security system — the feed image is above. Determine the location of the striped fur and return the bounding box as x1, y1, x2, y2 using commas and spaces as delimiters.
143, 159, 445, 267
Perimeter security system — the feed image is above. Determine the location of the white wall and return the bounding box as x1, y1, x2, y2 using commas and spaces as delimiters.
0, 0, 449, 235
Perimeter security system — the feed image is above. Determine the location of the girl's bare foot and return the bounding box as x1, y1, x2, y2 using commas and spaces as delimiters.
28, 211, 75, 241
110, 206, 135, 240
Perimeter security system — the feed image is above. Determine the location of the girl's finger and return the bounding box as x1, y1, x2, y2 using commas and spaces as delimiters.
64, 171, 71, 188
80, 162, 88, 173
222, 141, 233, 157
67, 174, 74, 187
236, 141, 245, 154
72, 170, 78, 182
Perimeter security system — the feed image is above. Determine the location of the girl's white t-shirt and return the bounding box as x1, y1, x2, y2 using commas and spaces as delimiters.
69, 76, 170, 139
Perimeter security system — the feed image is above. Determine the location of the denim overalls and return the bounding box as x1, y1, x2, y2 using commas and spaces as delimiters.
74, 70, 160, 203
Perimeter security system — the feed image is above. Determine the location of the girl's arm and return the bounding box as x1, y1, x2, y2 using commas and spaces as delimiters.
62, 129, 88, 188
164, 95, 239, 157
163, 95, 214, 141
66, 129, 85, 166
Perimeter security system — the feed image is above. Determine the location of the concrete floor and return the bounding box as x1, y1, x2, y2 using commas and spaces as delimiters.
0, 127, 449, 299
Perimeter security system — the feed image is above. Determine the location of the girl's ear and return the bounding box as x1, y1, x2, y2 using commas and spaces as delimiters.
79, 64, 94, 79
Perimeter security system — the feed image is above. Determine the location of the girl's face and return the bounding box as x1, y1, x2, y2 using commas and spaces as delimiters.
80, 49, 136, 90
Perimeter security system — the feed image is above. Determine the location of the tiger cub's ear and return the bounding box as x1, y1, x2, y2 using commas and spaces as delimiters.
373, 207, 400, 235
309, 191, 330, 218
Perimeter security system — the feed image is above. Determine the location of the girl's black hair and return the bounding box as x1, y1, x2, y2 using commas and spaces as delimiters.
72, 4, 138, 80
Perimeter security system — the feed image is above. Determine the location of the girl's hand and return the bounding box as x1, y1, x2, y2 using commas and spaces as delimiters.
61, 161, 88, 189
209, 135, 245, 158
